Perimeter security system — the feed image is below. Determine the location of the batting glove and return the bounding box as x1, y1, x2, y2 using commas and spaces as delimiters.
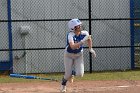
89, 48, 96, 58
81, 35, 91, 44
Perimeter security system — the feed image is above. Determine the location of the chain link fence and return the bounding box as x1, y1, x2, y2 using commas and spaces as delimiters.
0, 0, 139, 74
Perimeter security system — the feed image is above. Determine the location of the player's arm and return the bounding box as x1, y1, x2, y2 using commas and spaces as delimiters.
68, 33, 90, 50
69, 41, 81, 50
69, 35, 91, 50
87, 37, 92, 49
87, 36, 96, 58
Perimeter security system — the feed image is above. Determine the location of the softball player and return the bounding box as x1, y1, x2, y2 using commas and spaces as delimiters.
61, 19, 96, 92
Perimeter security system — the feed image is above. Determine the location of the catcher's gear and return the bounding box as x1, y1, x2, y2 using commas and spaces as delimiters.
68, 18, 82, 31
89, 48, 96, 58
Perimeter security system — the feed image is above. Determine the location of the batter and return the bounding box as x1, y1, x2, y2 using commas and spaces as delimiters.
61, 19, 96, 92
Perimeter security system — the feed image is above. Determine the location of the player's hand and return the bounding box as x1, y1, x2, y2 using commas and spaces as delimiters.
89, 48, 96, 58
81, 35, 91, 43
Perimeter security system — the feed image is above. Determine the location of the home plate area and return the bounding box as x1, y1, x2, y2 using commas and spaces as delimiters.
0, 80, 140, 93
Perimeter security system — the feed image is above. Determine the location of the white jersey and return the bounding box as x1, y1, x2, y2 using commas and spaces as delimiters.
66, 30, 89, 53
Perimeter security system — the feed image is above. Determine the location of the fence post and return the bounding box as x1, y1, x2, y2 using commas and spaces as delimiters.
88, 0, 92, 73
130, 0, 135, 69
7, 0, 13, 73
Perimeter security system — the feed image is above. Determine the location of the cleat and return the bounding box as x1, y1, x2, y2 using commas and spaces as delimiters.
61, 85, 67, 92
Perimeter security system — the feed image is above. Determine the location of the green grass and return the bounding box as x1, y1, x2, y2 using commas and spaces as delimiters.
0, 75, 40, 83
78, 70, 140, 80
0, 70, 140, 83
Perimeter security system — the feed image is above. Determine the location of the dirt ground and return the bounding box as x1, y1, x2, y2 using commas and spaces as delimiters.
0, 80, 140, 93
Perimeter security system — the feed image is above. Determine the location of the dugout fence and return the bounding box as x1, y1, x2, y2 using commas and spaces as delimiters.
0, 0, 140, 74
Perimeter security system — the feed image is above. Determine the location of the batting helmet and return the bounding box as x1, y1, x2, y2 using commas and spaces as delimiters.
68, 19, 82, 31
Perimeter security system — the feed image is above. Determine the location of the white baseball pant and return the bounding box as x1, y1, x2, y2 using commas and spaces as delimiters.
63, 50, 84, 80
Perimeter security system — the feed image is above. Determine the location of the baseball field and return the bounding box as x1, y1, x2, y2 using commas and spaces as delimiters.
0, 70, 140, 93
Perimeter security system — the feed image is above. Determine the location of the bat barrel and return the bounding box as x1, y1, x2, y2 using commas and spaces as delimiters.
10, 74, 36, 79
10, 74, 58, 81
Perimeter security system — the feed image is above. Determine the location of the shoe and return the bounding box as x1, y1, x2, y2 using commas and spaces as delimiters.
61, 85, 66, 92
69, 75, 74, 83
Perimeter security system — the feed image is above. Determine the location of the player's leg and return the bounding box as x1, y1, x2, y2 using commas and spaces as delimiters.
63, 56, 74, 80
75, 53, 84, 77
61, 54, 73, 92
69, 70, 76, 83
69, 53, 84, 83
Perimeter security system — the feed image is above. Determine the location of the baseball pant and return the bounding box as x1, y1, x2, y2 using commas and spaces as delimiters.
63, 50, 84, 80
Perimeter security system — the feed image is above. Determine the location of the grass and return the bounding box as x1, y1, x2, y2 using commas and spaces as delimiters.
0, 69, 140, 83
78, 70, 140, 80
0, 75, 39, 83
